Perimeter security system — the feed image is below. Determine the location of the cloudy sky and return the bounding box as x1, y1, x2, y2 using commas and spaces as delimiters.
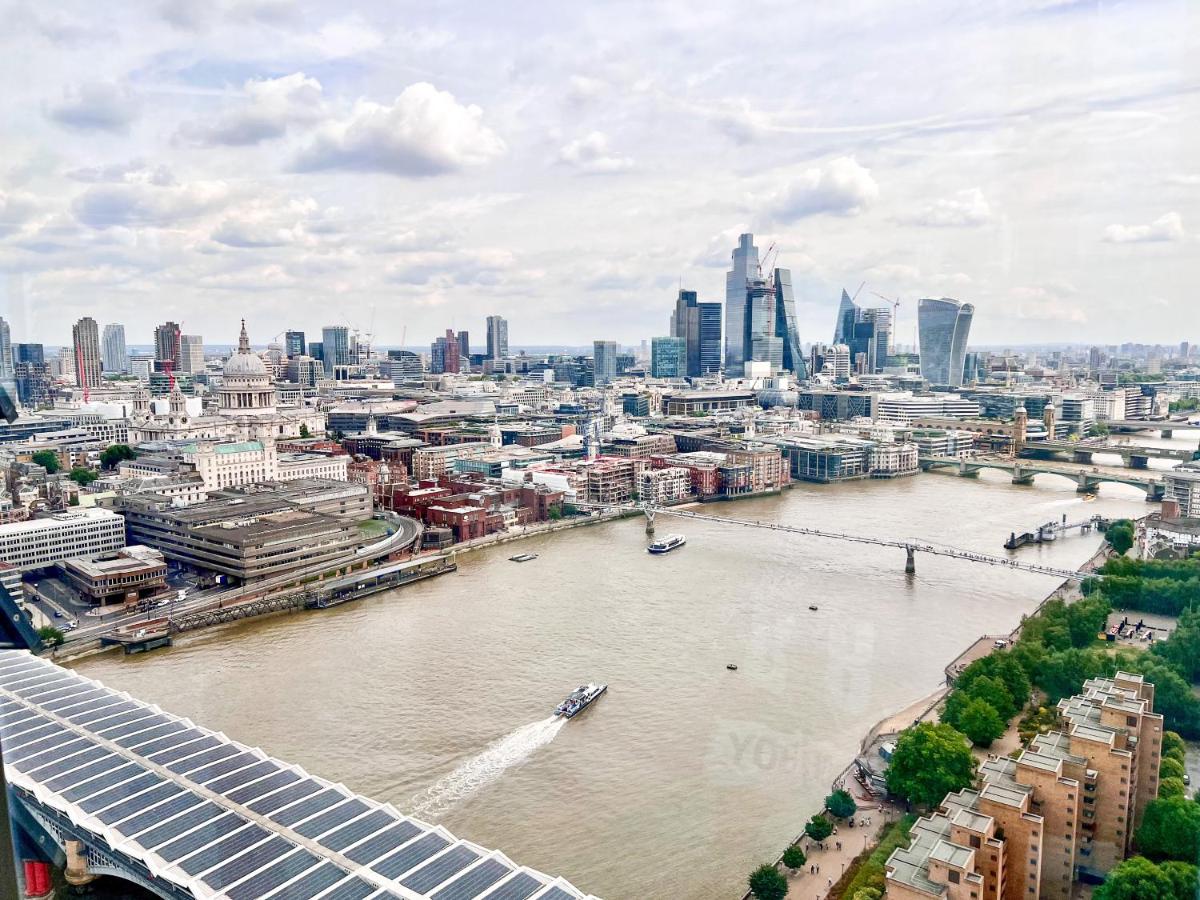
1, 0, 1197, 351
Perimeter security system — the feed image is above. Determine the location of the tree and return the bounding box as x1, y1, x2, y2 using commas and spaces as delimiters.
1094, 856, 1197, 900
30, 450, 60, 474
99, 444, 136, 469
1107, 521, 1135, 555
299, 423, 311, 439
1158, 777, 1187, 800
885, 722, 977, 809
1152, 607, 1200, 682
747, 864, 788, 900
1161, 758, 1187, 781
825, 789, 857, 819
962, 674, 1018, 720
1162, 731, 1187, 764
958, 698, 1006, 747
36, 626, 64, 648
851, 891, 882, 900
804, 814, 834, 842
1136, 797, 1200, 862
68, 467, 99, 486
780, 845, 806, 871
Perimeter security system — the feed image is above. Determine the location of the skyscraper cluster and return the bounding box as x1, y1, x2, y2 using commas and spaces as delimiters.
833, 290, 892, 374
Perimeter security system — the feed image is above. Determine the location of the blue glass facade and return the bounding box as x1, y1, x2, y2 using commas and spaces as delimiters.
918, 298, 974, 387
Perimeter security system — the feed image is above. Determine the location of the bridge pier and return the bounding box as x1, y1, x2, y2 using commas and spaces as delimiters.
956, 462, 980, 477
1128, 454, 1149, 469
644, 509, 655, 535
1162, 429, 1173, 439
1075, 474, 1097, 493
1010, 466, 1035, 485
905, 546, 916, 575
1072, 450, 1094, 465
1146, 483, 1166, 502
64, 840, 96, 887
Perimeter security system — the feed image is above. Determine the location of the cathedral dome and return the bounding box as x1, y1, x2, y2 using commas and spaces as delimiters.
224, 320, 268, 377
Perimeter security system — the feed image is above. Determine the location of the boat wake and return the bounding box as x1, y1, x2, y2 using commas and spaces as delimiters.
409, 716, 566, 819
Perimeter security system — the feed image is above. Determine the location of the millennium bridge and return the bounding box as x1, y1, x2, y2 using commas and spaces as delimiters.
0, 650, 599, 900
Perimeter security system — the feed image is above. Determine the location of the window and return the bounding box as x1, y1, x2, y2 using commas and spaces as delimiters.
949, 871, 961, 884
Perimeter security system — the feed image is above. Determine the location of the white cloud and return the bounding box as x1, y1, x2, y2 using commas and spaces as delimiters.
210, 197, 323, 248
709, 100, 775, 144
385, 248, 517, 287
73, 178, 232, 230
558, 132, 634, 174
1102, 211, 1185, 243
0, 191, 40, 238
903, 188, 992, 227
566, 75, 609, 107
293, 83, 505, 176
47, 82, 139, 133
180, 73, 325, 146
765, 157, 879, 222
1010, 283, 1087, 323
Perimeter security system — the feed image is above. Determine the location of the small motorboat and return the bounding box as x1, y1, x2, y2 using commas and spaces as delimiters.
509, 553, 538, 562
726, 663, 738, 671
808, 605, 819, 611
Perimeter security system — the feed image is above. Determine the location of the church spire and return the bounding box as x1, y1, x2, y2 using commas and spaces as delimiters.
238, 319, 250, 353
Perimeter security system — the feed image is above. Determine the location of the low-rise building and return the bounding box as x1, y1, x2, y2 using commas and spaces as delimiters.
661, 390, 756, 416
411, 443, 490, 480
1164, 465, 1200, 517
869, 441, 919, 478
0, 508, 126, 570
58, 545, 167, 607
769, 435, 874, 482
637, 466, 692, 504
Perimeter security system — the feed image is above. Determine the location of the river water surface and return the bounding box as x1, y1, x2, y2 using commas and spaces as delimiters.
73, 468, 1161, 899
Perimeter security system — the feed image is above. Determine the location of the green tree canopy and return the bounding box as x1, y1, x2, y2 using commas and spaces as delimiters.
1136, 797, 1200, 863
1158, 777, 1187, 800
1162, 731, 1187, 762
885, 722, 977, 809
780, 845, 806, 870
1152, 607, 1200, 682
963, 674, 1019, 721
804, 815, 834, 842
299, 423, 311, 438
36, 626, 64, 648
1161, 757, 1187, 781
1106, 521, 1136, 555
958, 698, 1006, 747
68, 467, 99, 486
825, 789, 857, 819
1094, 856, 1197, 900
30, 450, 60, 474
99, 444, 136, 469
747, 864, 788, 900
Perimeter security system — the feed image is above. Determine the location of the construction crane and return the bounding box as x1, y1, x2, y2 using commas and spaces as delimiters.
758, 242, 779, 281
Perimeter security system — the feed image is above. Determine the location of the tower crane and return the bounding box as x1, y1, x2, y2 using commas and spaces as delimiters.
870, 292, 902, 354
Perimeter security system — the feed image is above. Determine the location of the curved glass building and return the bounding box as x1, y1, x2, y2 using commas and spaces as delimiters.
918, 298, 975, 387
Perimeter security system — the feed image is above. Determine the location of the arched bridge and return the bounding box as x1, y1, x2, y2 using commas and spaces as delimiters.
918, 456, 1165, 500
0, 650, 599, 900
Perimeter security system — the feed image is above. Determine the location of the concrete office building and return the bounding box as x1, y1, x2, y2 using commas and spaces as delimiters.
431, 330, 462, 375
101, 323, 128, 374
179, 334, 205, 373
71, 317, 103, 391
154, 321, 182, 372
486, 315, 509, 360
0, 317, 10, 379
918, 298, 975, 387
58, 546, 167, 607
593, 340, 618, 386
1165, 464, 1200, 517
0, 508, 126, 571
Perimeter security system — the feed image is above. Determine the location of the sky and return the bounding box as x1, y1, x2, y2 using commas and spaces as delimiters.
1, 0, 1198, 351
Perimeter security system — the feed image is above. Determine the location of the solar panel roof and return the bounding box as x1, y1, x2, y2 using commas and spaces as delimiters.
0, 651, 600, 899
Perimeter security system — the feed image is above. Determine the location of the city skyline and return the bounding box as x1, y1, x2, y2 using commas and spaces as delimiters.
2, 3, 1197, 348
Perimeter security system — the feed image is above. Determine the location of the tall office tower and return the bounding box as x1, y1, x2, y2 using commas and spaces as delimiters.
101, 323, 128, 373
486, 316, 508, 360
285, 330, 306, 358
13, 344, 43, 366
724, 233, 759, 373
72, 317, 102, 391
308, 341, 323, 367
593, 340, 618, 386
430, 330, 461, 374
180, 334, 205, 373
743, 276, 782, 373
457, 331, 470, 360
670, 290, 721, 377
832, 290, 891, 374
154, 321, 182, 373
13, 344, 48, 407
0, 317, 10, 379
918, 297, 975, 387
321, 325, 350, 376
651, 337, 687, 378
773, 269, 806, 378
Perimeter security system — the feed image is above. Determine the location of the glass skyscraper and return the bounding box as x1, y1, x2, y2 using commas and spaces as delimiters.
651, 336, 686, 378
321, 325, 350, 376
918, 297, 975, 387
486, 315, 508, 360
773, 268, 806, 378
285, 330, 306, 358
101, 323, 127, 373
832, 290, 891, 374
593, 340, 618, 386
671, 290, 722, 376
724, 234, 758, 373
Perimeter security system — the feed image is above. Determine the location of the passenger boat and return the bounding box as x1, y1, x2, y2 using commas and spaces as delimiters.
726, 663, 738, 671
647, 534, 686, 554
554, 682, 607, 718
509, 553, 538, 562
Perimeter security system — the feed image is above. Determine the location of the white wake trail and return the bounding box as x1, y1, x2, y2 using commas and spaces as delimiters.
409, 716, 566, 819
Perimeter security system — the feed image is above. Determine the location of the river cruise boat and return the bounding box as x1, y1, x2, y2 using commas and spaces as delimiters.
647, 534, 686, 554
554, 682, 607, 718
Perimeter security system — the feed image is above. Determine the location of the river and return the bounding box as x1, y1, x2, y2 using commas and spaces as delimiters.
72, 468, 1159, 899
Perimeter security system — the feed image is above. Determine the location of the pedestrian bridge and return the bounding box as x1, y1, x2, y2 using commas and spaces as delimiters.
918, 455, 1165, 500
0, 650, 599, 900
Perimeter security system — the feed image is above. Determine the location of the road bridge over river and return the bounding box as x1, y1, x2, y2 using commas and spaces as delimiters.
0, 650, 598, 900
918, 455, 1166, 500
